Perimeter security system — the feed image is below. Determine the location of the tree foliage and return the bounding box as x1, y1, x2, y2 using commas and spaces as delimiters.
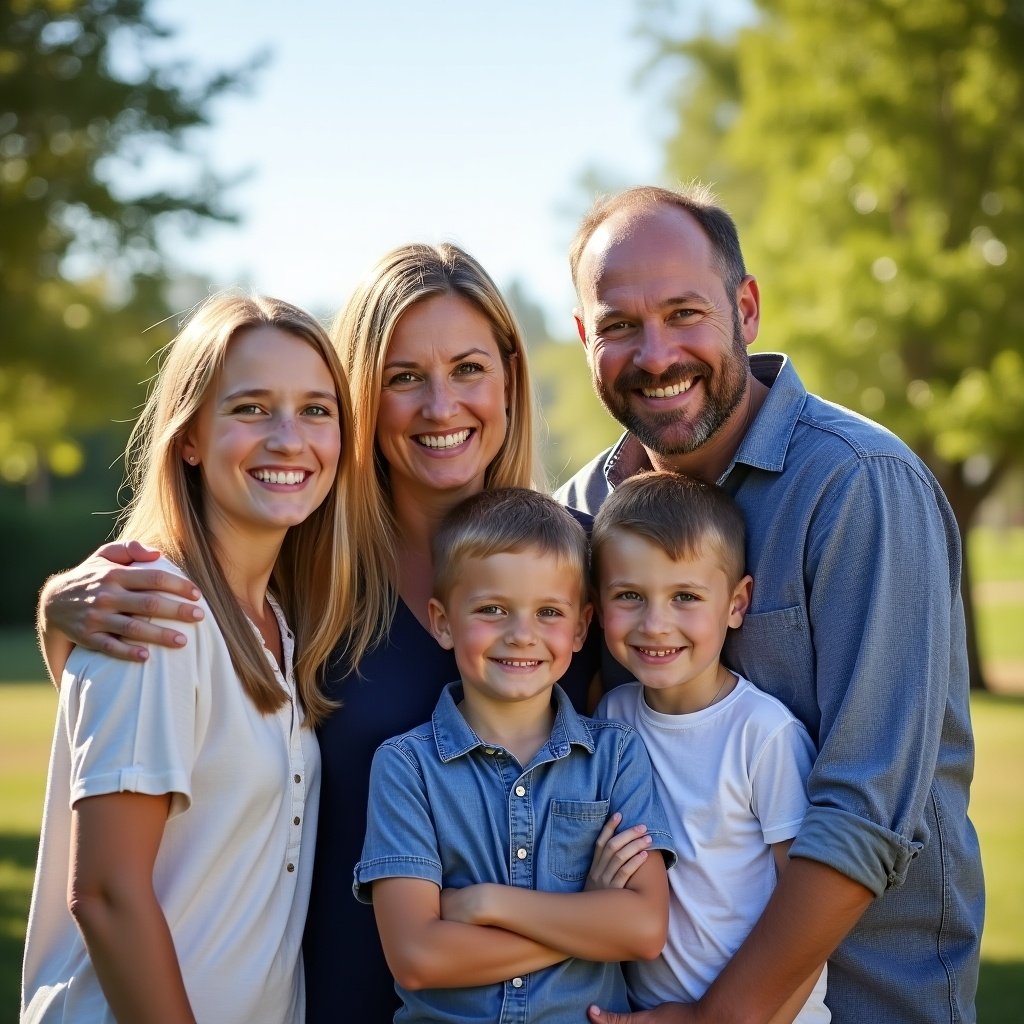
644, 0, 1024, 686
0, 0, 258, 493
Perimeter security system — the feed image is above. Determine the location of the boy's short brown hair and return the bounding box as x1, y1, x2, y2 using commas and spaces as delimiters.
591, 471, 747, 584
432, 488, 590, 604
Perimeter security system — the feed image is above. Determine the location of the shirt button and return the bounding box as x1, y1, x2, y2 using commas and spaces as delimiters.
293, 816, 301, 825
512, 977, 523, 988
293, 773, 301, 784
286, 863, 295, 873
484, 747, 496, 755
516, 848, 527, 860
514, 785, 526, 797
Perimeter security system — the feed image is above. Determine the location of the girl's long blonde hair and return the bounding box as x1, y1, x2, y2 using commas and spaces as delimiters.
119, 292, 356, 727
334, 242, 539, 669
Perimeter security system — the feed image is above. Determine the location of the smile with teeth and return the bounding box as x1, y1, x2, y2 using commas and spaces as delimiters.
641, 379, 693, 399
417, 428, 472, 449
634, 646, 682, 658
493, 658, 542, 669
251, 469, 310, 485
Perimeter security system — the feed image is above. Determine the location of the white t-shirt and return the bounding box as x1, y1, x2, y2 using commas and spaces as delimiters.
597, 676, 829, 1022
21, 558, 320, 1024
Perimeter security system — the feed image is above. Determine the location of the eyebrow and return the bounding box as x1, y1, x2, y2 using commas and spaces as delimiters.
221, 387, 338, 402
603, 578, 712, 591
594, 292, 712, 320
384, 347, 493, 370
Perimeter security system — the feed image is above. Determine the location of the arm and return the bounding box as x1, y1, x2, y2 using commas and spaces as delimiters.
69, 792, 196, 1024
763, 843, 826, 1024
37, 541, 204, 684
372, 876, 567, 990
587, 860, 870, 1024
442, 852, 668, 962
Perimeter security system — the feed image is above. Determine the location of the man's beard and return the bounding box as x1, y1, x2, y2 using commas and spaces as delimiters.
592, 307, 749, 459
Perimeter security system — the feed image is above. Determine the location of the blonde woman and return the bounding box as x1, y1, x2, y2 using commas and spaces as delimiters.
22, 294, 356, 1023
36, 245, 601, 1020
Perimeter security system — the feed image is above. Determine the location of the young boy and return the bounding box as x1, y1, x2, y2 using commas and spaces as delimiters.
590, 471, 829, 1023
354, 487, 676, 1023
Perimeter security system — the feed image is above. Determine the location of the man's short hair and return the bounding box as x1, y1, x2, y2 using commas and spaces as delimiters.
432, 488, 590, 603
569, 183, 747, 299
591, 471, 747, 585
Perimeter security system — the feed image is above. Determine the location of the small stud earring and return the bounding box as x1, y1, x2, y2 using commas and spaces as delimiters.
187, 456, 197, 465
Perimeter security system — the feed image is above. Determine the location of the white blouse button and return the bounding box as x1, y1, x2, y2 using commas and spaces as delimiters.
516, 848, 527, 860
515, 785, 526, 797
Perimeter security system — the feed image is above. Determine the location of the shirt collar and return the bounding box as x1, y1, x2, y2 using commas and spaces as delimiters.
431, 680, 596, 763
602, 352, 807, 487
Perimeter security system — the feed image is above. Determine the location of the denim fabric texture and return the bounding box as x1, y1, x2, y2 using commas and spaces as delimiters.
555, 354, 984, 1024
354, 681, 676, 1024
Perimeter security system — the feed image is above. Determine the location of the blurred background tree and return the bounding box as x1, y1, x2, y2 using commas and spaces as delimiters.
624, 0, 1023, 688
0, 0, 258, 503
0, 0, 258, 622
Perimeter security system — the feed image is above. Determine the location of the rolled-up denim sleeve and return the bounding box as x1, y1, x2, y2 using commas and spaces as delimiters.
353, 741, 443, 903
790, 455, 959, 896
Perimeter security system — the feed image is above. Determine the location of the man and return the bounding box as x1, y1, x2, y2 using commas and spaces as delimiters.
556, 184, 983, 1023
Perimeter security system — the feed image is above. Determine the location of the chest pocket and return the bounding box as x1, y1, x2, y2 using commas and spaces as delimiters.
548, 799, 609, 882
725, 604, 812, 718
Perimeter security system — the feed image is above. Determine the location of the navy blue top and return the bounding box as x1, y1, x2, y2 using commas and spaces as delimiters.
304, 554, 600, 1021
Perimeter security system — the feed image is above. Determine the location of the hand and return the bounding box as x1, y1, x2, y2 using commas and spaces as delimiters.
42, 540, 204, 661
440, 883, 495, 926
588, 1002, 696, 1023
585, 812, 653, 890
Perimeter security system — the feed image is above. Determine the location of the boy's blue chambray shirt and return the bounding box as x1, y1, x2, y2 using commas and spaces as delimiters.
556, 354, 984, 1023
354, 682, 676, 1024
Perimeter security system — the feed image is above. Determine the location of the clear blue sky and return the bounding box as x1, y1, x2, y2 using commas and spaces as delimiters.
145, 0, 747, 334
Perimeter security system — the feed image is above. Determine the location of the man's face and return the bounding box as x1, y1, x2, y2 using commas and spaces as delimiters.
574, 204, 757, 462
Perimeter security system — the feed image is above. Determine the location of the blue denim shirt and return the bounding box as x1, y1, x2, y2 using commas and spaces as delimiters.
556, 354, 983, 1023
354, 682, 676, 1024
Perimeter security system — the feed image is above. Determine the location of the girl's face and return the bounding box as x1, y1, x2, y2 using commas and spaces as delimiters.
182, 326, 342, 551
375, 293, 510, 505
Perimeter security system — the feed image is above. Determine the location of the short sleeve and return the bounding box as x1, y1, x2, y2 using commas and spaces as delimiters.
750, 718, 815, 846
352, 741, 443, 903
62, 615, 205, 818
605, 725, 677, 868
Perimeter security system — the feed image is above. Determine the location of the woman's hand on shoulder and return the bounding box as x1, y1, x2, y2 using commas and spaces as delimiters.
40, 540, 205, 664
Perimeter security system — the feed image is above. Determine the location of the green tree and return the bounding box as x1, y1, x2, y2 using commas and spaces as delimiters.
0, 0, 259, 500
644, 0, 1024, 688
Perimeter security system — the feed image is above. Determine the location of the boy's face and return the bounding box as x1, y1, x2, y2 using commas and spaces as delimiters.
596, 530, 752, 714
429, 548, 592, 710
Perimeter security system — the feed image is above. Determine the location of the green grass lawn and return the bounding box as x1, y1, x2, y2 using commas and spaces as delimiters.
2, 525, 1022, 1019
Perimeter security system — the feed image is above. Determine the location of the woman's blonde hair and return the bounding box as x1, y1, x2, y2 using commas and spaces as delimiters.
118, 292, 356, 727
333, 242, 539, 668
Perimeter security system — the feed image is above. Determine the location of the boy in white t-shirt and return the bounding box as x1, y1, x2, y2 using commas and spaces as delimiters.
589, 471, 829, 1023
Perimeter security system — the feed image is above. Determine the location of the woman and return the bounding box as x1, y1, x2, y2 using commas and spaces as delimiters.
36, 245, 600, 1021
23, 294, 357, 1022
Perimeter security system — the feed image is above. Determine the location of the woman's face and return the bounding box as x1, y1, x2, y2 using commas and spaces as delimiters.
375, 293, 509, 504
183, 326, 342, 550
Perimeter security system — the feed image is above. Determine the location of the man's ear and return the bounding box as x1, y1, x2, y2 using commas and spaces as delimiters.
574, 310, 587, 347
427, 597, 454, 650
736, 276, 761, 348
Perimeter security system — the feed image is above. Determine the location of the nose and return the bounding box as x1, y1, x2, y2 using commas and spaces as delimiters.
266, 414, 304, 454
633, 322, 678, 377
505, 612, 537, 647
422, 376, 458, 422
638, 603, 670, 638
